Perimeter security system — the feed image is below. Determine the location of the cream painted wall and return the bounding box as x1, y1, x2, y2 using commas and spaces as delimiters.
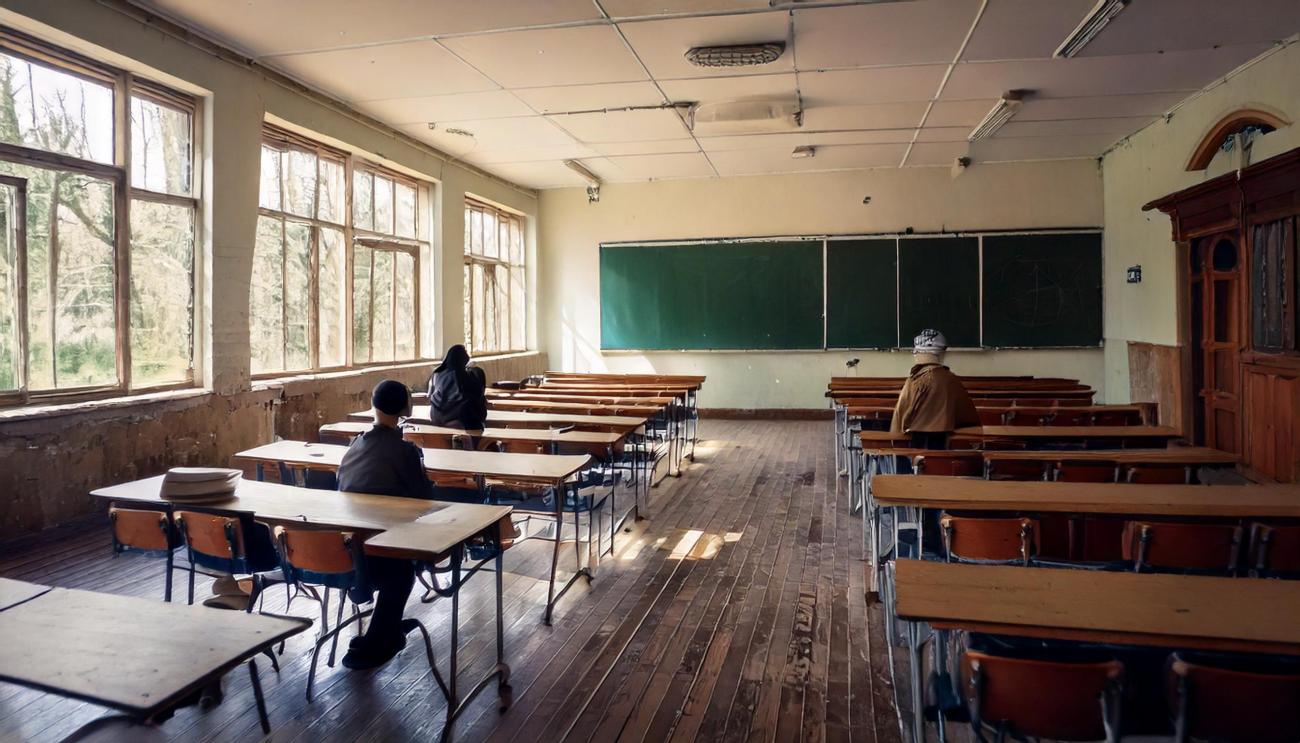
0, 0, 538, 394
538, 161, 1105, 409
1100, 40, 1300, 402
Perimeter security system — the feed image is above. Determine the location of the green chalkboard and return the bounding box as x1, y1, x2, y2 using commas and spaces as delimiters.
898, 237, 980, 348
826, 239, 897, 348
600, 241, 824, 350
982, 233, 1103, 347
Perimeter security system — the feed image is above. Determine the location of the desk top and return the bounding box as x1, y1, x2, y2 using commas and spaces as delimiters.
365, 503, 513, 560
962, 425, 1180, 439
872, 475, 1300, 517
0, 587, 308, 715
489, 398, 663, 416
347, 407, 647, 430
861, 448, 1236, 465
493, 391, 677, 406
408, 424, 623, 446
895, 559, 1300, 655
846, 404, 1142, 415
0, 578, 52, 611
235, 440, 591, 484
546, 371, 705, 386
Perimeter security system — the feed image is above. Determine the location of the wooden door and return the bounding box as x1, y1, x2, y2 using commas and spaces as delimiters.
1190, 233, 1244, 453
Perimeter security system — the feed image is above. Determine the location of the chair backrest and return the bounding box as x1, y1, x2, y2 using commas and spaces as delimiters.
978, 409, 1009, 426
914, 453, 982, 477
1074, 516, 1127, 563
1124, 521, 1242, 574
109, 507, 172, 552
274, 527, 358, 576
174, 511, 245, 559
1004, 410, 1046, 426
1053, 461, 1119, 483
1092, 410, 1140, 426
963, 650, 1123, 741
1048, 410, 1091, 426
984, 458, 1047, 481
978, 439, 1028, 451
496, 438, 546, 455
1248, 522, 1300, 576
940, 514, 1037, 565
404, 429, 456, 449
1123, 464, 1192, 484
1167, 653, 1300, 743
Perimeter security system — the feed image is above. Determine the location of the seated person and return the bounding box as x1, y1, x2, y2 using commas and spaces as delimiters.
890, 328, 980, 450
337, 379, 434, 670
428, 344, 488, 432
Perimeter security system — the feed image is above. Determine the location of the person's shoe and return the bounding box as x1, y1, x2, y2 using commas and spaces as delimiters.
341, 634, 406, 670
202, 593, 251, 611
350, 619, 418, 651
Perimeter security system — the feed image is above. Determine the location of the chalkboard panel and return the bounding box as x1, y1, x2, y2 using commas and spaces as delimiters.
600, 241, 824, 350
826, 239, 897, 348
898, 237, 980, 348
982, 233, 1103, 347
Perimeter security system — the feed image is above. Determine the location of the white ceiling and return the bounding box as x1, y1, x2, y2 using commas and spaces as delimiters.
134, 0, 1300, 189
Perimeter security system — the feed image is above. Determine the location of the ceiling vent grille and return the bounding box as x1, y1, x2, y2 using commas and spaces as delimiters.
685, 42, 785, 68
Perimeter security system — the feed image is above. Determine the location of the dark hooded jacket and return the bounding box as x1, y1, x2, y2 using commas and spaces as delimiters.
427, 345, 487, 430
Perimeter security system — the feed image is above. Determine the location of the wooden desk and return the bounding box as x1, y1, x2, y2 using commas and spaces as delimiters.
321, 422, 624, 452
489, 398, 663, 417
0, 587, 308, 731
965, 425, 1180, 442
895, 559, 1300, 655
0, 577, 52, 611
347, 407, 647, 434
492, 390, 677, 406
872, 475, 1300, 518
982, 447, 1236, 465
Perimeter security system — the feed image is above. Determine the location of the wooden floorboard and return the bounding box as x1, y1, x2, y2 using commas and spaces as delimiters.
0, 420, 901, 743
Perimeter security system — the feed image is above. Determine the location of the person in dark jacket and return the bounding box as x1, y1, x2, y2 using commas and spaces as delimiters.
427, 344, 488, 431
337, 379, 434, 670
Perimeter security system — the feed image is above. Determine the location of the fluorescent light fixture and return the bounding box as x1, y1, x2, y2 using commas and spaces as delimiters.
563, 159, 601, 188
1054, 0, 1130, 58
791, 145, 816, 159
689, 99, 801, 135
968, 91, 1027, 141
686, 42, 785, 68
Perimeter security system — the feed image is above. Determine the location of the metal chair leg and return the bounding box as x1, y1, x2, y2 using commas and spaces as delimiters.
249, 658, 270, 734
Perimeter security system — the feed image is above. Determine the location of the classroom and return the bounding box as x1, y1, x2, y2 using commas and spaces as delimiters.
0, 0, 1297, 741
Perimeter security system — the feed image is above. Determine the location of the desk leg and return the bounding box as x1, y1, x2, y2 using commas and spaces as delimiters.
908, 621, 925, 743
249, 657, 270, 734
439, 547, 513, 742
255, 462, 264, 482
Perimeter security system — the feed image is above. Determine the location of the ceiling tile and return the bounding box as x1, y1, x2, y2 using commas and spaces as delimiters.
400, 116, 577, 155
961, 0, 1098, 61
698, 132, 810, 152
483, 160, 594, 189
602, 152, 716, 181
618, 12, 792, 80
903, 141, 971, 167
139, 0, 598, 56
793, 1, 983, 69
968, 133, 1119, 162
925, 99, 999, 128
802, 102, 929, 131
914, 127, 971, 143
464, 143, 600, 165
812, 129, 918, 146
601, 0, 771, 18
441, 26, 648, 89
1017, 93, 1188, 120
589, 140, 702, 157
658, 73, 798, 106
511, 82, 666, 115
548, 108, 692, 144
800, 66, 948, 106
1077, 0, 1300, 57
997, 116, 1155, 139
271, 41, 496, 101
357, 91, 534, 125
942, 45, 1270, 100
710, 143, 908, 176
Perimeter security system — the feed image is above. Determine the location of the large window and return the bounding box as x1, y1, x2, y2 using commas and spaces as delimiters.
250, 126, 427, 375
1252, 216, 1298, 354
0, 32, 198, 405
464, 199, 526, 355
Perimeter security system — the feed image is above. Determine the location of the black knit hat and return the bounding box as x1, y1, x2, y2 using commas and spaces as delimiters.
372, 379, 410, 416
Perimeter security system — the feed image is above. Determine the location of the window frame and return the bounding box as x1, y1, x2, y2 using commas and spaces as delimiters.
464, 198, 527, 356
0, 28, 202, 408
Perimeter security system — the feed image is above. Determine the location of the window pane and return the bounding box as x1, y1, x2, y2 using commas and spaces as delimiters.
250, 216, 284, 374
509, 217, 523, 265
319, 227, 346, 367
372, 250, 394, 362
470, 208, 483, 256
395, 182, 416, 238
45, 173, 117, 389
130, 96, 192, 196
0, 183, 19, 391
284, 221, 311, 370
258, 146, 281, 211
472, 262, 487, 353
483, 209, 498, 260
283, 149, 316, 218
353, 171, 373, 231
463, 263, 472, 352
463, 206, 471, 256
318, 157, 345, 225
395, 252, 415, 359
495, 264, 509, 350
373, 176, 394, 236
352, 244, 371, 362
511, 265, 526, 352
0, 51, 113, 163
130, 200, 193, 386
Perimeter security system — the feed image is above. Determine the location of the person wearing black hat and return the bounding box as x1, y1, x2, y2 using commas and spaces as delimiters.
336, 379, 433, 670
427, 344, 488, 432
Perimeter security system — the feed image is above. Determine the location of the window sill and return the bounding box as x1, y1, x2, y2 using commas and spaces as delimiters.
251, 360, 436, 393
470, 350, 539, 363
0, 386, 213, 426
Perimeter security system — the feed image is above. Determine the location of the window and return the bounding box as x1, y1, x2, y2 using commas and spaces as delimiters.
464, 199, 525, 354
0, 32, 198, 405
1252, 216, 1297, 353
250, 126, 427, 375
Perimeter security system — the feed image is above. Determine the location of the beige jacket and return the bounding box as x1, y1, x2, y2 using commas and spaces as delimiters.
889, 363, 981, 434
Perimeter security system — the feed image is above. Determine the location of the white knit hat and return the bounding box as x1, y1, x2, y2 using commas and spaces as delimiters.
913, 329, 948, 353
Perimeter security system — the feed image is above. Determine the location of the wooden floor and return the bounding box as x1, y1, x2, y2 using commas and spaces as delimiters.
0, 420, 901, 743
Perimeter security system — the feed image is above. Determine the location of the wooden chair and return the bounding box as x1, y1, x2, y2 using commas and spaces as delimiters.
1123, 464, 1193, 484
977, 439, 1028, 451
983, 459, 1047, 481
1047, 410, 1091, 426
939, 513, 1038, 566
1053, 461, 1119, 483
173, 511, 282, 608
108, 506, 180, 602
978, 409, 1008, 426
913, 453, 982, 477
1123, 521, 1243, 575
1247, 522, 1300, 577
1092, 410, 1140, 426
1070, 516, 1128, 564
962, 650, 1124, 743
1166, 652, 1300, 743
1004, 410, 1046, 426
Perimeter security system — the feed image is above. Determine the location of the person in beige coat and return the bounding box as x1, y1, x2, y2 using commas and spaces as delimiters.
890, 329, 979, 449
